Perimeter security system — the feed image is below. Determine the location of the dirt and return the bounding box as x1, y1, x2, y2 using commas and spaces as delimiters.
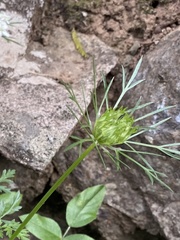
27, 0, 180, 239
31, 0, 180, 71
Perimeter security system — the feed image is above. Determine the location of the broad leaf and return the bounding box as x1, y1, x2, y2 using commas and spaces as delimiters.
0, 191, 22, 218
66, 185, 105, 228
20, 214, 62, 240
64, 234, 94, 240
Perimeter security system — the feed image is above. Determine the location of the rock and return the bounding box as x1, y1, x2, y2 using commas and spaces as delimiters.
121, 27, 180, 239
106, 19, 120, 32
0, 4, 118, 200
1, 0, 44, 17
123, 54, 133, 67
127, 18, 147, 38
52, 27, 180, 240
123, 27, 180, 240
128, 41, 141, 56
154, 25, 162, 34
0, 1, 46, 200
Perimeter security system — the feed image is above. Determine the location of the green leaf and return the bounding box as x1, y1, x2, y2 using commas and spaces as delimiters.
0, 169, 15, 193
64, 140, 84, 152
20, 214, 62, 240
66, 185, 106, 228
71, 28, 87, 58
0, 230, 3, 238
114, 57, 144, 108
98, 77, 114, 117
0, 219, 30, 239
0, 191, 22, 218
63, 234, 94, 240
134, 105, 174, 122
0, 169, 15, 183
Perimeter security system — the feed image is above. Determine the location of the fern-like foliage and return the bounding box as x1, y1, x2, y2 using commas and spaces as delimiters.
0, 219, 29, 240
0, 170, 30, 239
0, 169, 15, 193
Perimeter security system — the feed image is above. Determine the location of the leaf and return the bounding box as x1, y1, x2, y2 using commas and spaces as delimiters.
0, 169, 15, 183
71, 28, 87, 58
98, 77, 114, 116
127, 56, 143, 88
63, 234, 94, 240
64, 140, 84, 152
66, 185, 106, 228
0, 191, 22, 218
20, 214, 62, 240
0, 186, 11, 193
0, 169, 15, 193
1, 219, 30, 239
135, 105, 174, 122
114, 57, 144, 108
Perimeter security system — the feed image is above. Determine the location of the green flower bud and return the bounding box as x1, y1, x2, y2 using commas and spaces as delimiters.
93, 107, 138, 146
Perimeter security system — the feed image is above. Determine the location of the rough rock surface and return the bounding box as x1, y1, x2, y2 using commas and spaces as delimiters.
1, 0, 44, 18
123, 26, 180, 240
51, 27, 180, 240
0, 4, 118, 199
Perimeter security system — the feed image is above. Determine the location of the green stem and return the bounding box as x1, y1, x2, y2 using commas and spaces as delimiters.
63, 226, 71, 238
10, 142, 96, 240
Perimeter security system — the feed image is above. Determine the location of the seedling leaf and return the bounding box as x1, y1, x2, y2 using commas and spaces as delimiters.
66, 185, 105, 228
20, 214, 62, 240
0, 191, 22, 218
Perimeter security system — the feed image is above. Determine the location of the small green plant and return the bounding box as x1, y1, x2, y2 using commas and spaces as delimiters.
20, 185, 105, 240
11, 57, 180, 239
0, 170, 105, 240
0, 170, 29, 239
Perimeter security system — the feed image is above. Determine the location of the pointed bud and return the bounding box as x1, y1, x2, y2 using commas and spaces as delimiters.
93, 107, 138, 146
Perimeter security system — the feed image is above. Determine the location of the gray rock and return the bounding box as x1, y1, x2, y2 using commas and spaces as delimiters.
52, 27, 180, 239
124, 26, 180, 240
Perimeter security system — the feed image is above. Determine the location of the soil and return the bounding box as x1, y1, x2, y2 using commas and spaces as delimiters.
26, 0, 180, 239
32, 0, 180, 71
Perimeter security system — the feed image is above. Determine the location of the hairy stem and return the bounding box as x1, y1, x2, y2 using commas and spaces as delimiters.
10, 142, 96, 240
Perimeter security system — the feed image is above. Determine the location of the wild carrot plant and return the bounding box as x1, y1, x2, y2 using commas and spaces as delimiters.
10, 57, 180, 239
1, 11, 179, 238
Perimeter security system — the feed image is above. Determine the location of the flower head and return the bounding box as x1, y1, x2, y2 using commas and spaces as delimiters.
93, 107, 138, 146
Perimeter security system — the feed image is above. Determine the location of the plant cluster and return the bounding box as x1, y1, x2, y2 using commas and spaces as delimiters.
0, 170, 29, 240
0, 170, 105, 240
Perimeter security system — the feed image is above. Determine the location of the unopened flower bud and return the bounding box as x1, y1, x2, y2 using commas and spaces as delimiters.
93, 107, 138, 146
